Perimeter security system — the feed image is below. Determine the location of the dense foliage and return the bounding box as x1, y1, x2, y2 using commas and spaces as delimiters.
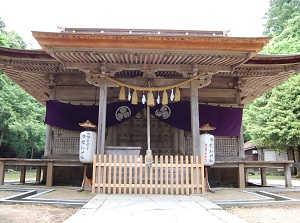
263, 0, 300, 37
0, 18, 26, 49
262, 15, 300, 54
243, 0, 300, 150
0, 18, 46, 158
244, 74, 300, 149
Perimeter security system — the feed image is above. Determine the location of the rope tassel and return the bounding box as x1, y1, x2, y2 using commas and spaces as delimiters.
119, 86, 126, 101
174, 87, 181, 102
131, 90, 138, 105
147, 91, 155, 107
162, 90, 168, 105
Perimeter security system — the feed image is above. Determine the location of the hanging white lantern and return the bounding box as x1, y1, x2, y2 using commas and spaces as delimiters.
200, 133, 215, 166
79, 131, 97, 163
199, 124, 216, 166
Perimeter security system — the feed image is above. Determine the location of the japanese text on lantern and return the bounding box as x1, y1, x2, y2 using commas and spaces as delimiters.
80, 132, 91, 160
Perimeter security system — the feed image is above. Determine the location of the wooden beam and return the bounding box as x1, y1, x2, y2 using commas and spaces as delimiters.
87, 76, 215, 89
97, 78, 108, 155
65, 62, 232, 73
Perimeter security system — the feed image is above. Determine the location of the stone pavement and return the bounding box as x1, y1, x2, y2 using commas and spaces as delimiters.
64, 194, 248, 223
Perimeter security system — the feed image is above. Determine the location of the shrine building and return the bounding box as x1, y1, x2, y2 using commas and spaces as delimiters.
0, 28, 299, 193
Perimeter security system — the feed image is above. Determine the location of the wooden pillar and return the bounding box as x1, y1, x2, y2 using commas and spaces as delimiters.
190, 81, 200, 156
238, 124, 245, 158
20, 166, 26, 184
44, 125, 52, 157
173, 128, 179, 155
284, 164, 292, 188
244, 168, 249, 183
178, 129, 185, 155
46, 161, 54, 187
36, 167, 42, 183
112, 126, 118, 146
97, 78, 108, 155
42, 166, 47, 183
0, 161, 5, 185
260, 167, 267, 186
106, 127, 113, 146
238, 163, 245, 188
257, 148, 264, 161
44, 81, 55, 158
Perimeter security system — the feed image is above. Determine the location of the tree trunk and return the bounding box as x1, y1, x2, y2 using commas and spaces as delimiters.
293, 146, 300, 177
287, 147, 295, 175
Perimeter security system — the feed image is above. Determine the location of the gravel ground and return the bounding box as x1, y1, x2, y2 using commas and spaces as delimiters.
1, 181, 300, 223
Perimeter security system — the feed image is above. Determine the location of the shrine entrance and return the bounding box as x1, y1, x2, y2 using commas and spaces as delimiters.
108, 109, 175, 156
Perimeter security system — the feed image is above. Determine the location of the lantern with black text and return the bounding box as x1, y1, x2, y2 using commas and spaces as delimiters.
199, 124, 216, 166
200, 133, 215, 166
79, 131, 96, 163
79, 120, 97, 163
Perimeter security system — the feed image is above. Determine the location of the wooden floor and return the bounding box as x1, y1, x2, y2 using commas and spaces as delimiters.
0, 158, 293, 191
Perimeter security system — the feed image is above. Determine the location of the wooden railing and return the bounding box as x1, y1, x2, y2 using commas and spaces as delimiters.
92, 155, 205, 194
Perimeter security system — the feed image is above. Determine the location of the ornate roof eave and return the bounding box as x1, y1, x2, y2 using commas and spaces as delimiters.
246, 53, 300, 65
234, 53, 300, 105
0, 46, 54, 61
1, 41, 300, 106
32, 31, 270, 55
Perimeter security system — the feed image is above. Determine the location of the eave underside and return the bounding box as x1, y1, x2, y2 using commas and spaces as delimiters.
0, 47, 299, 106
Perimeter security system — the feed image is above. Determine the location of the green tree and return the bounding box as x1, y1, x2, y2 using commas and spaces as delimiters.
0, 17, 26, 49
244, 74, 300, 150
263, 0, 300, 36
0, 18, 8, 47
244, 0, 300, 176
262, 16, 300, 53
5, 31, 26, 49
0, 18, 45, 158
0, 33, 8, 47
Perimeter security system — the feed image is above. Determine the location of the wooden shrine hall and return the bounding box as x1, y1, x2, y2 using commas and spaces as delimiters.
0, 28, 299, 194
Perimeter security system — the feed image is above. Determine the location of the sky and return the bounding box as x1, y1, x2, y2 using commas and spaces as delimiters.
0, 0, 270, 49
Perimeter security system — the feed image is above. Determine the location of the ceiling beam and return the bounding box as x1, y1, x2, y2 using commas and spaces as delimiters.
64, 62, 233, 73
86, 74, 213, 89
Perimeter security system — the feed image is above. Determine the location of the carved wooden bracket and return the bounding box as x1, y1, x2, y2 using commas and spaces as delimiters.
195, 74, 212, 88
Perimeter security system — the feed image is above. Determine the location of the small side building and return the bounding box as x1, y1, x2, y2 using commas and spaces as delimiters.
244, 141, 288, 175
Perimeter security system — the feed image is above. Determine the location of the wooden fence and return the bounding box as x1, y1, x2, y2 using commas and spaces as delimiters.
92, 155, 205, 194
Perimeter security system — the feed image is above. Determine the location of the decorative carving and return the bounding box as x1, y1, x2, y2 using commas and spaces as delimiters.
196, 73, 212, 88
142, 70, 157, 78
48, 74, 56, 89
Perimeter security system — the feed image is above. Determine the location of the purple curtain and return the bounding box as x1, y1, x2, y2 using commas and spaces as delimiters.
45, 100, 242, 136
45, 100, 144, 131
149, 101, 242, 136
